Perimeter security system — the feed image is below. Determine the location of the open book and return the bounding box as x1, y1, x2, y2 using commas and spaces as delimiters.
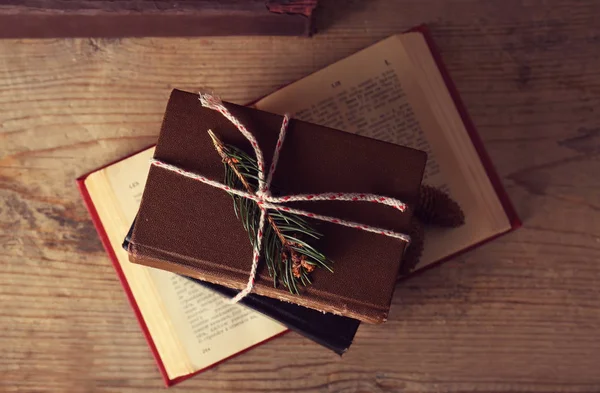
78, 24, 519, 386
254, 25, 520, 270
78, 148, 288, 385
80, 142, 361, 386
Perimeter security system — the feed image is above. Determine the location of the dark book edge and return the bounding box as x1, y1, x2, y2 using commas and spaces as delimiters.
123, 219, 360, 355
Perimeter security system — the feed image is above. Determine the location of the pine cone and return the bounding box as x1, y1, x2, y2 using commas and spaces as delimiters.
398, 218, 425, 277
291, 250, 302, 278
415, 185, 465, 227
301, 256, 315, 273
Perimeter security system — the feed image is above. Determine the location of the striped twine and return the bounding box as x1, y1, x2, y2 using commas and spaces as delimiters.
150, 93, 410, 303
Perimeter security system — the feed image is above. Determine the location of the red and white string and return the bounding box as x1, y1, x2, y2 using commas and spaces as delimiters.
150, 93, 411, 303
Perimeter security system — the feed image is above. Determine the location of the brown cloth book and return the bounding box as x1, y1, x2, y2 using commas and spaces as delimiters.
128, 89, 427, 324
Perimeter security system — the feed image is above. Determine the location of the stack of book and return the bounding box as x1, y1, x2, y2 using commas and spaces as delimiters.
78, 25, 519, 386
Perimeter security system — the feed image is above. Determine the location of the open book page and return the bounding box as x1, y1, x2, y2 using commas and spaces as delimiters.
146, 261, 286, 371
254, 34, 510, 269
85, 148, 189, 378
85, 148, 285, 380
399, 33, 510, 232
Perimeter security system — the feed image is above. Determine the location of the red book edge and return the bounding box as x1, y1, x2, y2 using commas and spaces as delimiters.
75, 23, 521, 385
399, 24, 522, 278
76, 145, 287, 387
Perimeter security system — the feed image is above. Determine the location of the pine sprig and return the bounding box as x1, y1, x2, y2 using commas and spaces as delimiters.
209, 130, 332, 294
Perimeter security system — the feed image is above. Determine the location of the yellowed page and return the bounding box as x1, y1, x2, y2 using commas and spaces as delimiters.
149, 272, 286, 369
85, 148, 191, 379
255, 34, 510, 269
86, 147, 286, 379
400, 33, 509, 231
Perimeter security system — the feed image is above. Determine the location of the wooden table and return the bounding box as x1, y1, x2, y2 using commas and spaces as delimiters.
2, 1, 600, 392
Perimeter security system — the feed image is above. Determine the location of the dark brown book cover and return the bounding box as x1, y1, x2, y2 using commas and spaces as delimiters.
0, 0, 317, 38
128, 89, 426, 324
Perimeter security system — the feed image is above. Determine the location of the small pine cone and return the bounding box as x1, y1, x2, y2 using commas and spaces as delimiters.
415, 185, 465, 227
291, 251, 301, 264
292, 263, 302, 278
398, 218, 425, 277
301, 256, 315, 273
290, 250, 302, 278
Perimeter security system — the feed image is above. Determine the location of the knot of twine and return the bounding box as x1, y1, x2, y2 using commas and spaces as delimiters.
150, 93, 411, 303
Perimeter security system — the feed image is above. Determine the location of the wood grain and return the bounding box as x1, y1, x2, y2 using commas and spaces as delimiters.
0, 0, 317, 38
2, 0, 600, 392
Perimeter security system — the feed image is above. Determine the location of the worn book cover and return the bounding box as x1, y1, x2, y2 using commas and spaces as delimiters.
127, 90, 427, 324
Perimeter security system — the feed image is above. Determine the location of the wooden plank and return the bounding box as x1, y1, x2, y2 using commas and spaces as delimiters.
0, 0, 318, 38
2, 0, 600, 392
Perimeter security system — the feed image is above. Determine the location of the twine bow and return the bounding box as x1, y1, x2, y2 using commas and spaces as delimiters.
150, 93, 411, 303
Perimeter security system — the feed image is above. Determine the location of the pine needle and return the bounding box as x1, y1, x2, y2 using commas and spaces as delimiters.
212, 131, 332, 294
